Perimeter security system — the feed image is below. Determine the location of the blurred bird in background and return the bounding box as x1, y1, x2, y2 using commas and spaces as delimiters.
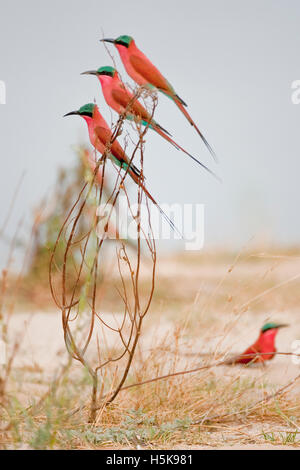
225, 322, 288, 365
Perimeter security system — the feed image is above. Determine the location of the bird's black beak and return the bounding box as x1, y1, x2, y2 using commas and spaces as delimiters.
81, 70, 98, 76
277, 324, 289, 329
100, 38, 115, 44
63, 110, 79, 117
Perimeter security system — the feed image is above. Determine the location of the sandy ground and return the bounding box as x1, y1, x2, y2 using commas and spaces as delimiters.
3, 252, 300, 449
8, 310, 299, 375
6, 312, 300, 450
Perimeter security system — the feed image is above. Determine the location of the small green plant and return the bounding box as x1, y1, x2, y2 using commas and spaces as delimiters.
261, 430, 299, 445
68, 411, 192, 447
262, 430, 275, 442
280, 431, 299, 444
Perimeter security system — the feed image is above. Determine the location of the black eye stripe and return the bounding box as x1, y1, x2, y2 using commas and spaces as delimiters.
116, 40, 129, 48
100, 71, 114, 77
81, 112, 93, 118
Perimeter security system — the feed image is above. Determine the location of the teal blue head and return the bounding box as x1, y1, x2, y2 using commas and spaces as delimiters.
261, 322, 288, 333
101, 35, 134, 49
64, 103, 96, 118
81, 66, 117, 78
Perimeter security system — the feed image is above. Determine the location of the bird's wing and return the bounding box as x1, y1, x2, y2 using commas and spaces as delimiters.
94, 125, 136, 169
130, 55, 172, 93
94, 126, 125, 162
111, 88, 151, 121
243, 345, 261, 356
111, 87, 133, 109
240, 345, 262, 363
94, 126, 113, 148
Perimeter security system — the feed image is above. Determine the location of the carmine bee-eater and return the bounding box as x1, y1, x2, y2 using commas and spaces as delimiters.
225, 322, 288, 365
64, 103, 180, 235
101, 35, 217, 162
81, 66, 219, 180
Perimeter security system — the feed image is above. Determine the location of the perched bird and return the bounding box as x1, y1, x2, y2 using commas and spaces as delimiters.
101, 35, 217, 162
64, 103, 180, 235
225, 322, 288, 365
81, 66, 218, 180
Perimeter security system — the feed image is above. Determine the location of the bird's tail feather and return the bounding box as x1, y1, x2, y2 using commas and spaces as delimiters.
153, 125, 221, 182
154, 122, 172, 137
174, 98, 218, 163
128, 162, 142, 179
175, 93, 187, 107
129, 170, 183, 239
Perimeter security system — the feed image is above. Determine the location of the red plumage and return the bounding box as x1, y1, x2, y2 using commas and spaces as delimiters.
105, 36, 217, 161
225, 325, 287, 365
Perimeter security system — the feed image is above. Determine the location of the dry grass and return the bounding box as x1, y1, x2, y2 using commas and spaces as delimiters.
0, 245, 300, 449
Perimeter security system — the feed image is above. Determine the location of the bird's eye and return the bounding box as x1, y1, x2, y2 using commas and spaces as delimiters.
101, 71, 113, 77
116, 40, 129, 48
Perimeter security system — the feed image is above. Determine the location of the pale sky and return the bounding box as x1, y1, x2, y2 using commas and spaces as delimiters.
1, 0, 300, 263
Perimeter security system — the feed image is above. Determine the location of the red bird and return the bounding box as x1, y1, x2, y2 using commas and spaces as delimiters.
225, 322, 288, 365
64, 103, 180, 235
101, 35, 217, 162
81, 66, 218, 180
